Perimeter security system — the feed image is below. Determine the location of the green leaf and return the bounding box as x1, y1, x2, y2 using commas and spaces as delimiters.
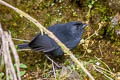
20, 63, 27, 69
88, 4, 92, 9
91, 1, 95, 4
0, 72, 4, 78
20, 71, 26, 76
14, 63, 27, 69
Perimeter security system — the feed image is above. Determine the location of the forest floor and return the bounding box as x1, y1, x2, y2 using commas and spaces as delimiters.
0, 0, 120, 80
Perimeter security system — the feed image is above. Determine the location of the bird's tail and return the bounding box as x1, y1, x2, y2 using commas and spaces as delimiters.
17, 43, 29, 49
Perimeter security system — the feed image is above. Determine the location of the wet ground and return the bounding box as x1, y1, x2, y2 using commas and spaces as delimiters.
0, 0, 120, 80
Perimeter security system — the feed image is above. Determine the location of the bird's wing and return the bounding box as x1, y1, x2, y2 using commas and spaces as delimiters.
29, 34, 58, 52
64, 38, 80, 50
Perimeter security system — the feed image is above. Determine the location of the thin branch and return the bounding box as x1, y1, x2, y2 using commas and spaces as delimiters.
98, 44, 103, 57
52, 60, 56, 79
93, 65, 113, 80
9, 33, 21, 80
0, 23, 21, 80
95, 56, 112, 72
17, 49, 31, 51
4, 32, 17, 80
0, 1, 95, 80
94, 65, 114, 76
12, 38, 30, 42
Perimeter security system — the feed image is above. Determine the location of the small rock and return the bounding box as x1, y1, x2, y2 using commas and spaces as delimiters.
60, 66, 70, 78
67, 70, 80, 80
60, 66, 80, 80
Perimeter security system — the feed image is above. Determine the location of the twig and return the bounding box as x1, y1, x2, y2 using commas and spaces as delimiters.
0, 23, 21, 80
93, 65, 113, 80
17, 49, 31, 51
95, 56, 112, 72
43, 59, 47, 77
98, 44, 103, 57
94, 65, 114, 76
52, 60, 56, 79
12, 38, 30, 42
0, 54, 4, 71
4, 32, 17, 80
0, 1, 95, 80
9, 33, 21, 80
81, 50, 87, 58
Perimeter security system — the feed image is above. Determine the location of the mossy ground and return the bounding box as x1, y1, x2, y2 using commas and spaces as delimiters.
0, 0, 120, 79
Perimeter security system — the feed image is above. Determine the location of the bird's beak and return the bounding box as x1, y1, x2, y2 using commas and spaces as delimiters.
82, 24, 88, 29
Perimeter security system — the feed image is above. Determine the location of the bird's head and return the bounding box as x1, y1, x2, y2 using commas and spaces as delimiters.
66, 22, 87, 37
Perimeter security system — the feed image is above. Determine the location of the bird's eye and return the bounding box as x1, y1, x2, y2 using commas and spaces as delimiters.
75, 25, 79, 30
74, 23, 82, 30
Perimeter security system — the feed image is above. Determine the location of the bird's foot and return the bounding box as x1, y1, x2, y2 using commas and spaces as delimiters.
45, 55, 62, 68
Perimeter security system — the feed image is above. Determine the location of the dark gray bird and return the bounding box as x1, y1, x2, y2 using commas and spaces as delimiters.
18, 22, 87, 57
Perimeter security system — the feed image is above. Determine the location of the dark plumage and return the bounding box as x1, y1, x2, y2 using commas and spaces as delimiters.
18, 22, 87, 57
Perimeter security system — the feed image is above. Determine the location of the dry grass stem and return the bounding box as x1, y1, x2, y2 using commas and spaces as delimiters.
0, 23, 21, 80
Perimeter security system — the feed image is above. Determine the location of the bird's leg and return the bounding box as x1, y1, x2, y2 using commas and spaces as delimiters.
45, 55, 61, 78
45, 55, 61, 68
